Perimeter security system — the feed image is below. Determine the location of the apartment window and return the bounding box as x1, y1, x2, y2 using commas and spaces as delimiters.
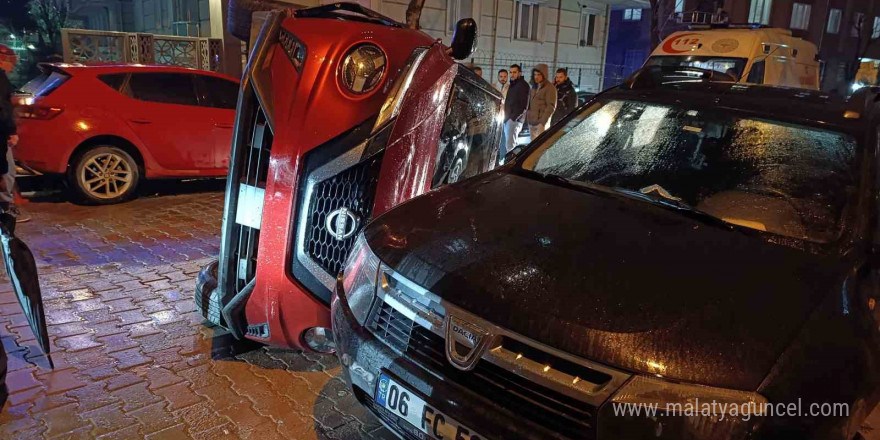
827, 9, 842, 34
674, 0, 684, 14
515, 1, 541, 40
853, 12, 864, 37
448, 0, 474, 32
748, 0, 772, 25
790, 3, 810, 30
579, 12, 597, 46
623, 9, 642, 21
873, 16, 880, 39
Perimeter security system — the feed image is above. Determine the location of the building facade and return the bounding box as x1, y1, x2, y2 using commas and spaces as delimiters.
720, 0, 880, 93
70, 0, 649, 92
603, 6, 652, 87
69, 0, 214, 37
371, 0, 651, 92
603, 0, 880, 92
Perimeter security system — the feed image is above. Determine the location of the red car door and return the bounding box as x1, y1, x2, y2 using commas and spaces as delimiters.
122, 72, 217, 172
194, 74, 239, 170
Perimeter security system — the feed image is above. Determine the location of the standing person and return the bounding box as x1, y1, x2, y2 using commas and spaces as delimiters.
0, 45, 18, 217
495, 69, 509, 101
500, 64, 530, 163
552, 68, 577, 126
526, 64, 557, 141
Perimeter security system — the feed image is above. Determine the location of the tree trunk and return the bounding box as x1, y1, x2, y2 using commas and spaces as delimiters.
649, 0, 662, 50
405, 0, 425, 30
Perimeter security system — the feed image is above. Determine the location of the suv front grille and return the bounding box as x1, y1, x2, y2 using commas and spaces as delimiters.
305, 153, 383, 277
369, 300, 415, 353
369, 302, 597, 440
226, 99, 272, 294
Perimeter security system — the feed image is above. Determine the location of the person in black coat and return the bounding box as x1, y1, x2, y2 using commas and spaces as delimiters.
500, 64, 530, 163
552, 68, 578, 126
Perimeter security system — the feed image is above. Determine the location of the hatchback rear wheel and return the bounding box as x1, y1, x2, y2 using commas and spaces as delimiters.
69, 146, 140, 204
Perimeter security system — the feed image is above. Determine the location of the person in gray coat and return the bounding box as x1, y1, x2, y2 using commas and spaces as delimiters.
526, 63, 557, 141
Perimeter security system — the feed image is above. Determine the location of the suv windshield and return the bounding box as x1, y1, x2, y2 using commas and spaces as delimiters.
646, 55, 747, 79
522, 100, 859, 243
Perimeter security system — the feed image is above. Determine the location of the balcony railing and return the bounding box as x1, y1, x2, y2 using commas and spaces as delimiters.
678, 11, 729, 25
61, 29, 223, 72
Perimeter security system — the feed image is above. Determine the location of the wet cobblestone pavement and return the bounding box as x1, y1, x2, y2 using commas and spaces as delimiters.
0, 184, 396, 440
1, 182, 879, 440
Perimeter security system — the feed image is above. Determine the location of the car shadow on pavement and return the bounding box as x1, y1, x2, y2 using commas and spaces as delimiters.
208, 326, 264, 361
17, 175, 226, 204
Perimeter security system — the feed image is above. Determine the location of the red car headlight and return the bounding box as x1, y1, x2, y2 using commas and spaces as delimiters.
338, 43, 387, 97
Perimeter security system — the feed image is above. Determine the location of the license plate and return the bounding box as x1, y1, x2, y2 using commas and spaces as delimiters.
376, 373, 484, 440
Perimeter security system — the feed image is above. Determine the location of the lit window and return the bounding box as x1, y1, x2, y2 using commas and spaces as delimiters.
674, 0, 684, 14
515, 1, 541, 41
623, 9, 642, 21
448, 0, 475, 32
873, 16, 880, 39
827, 9, 842, 34
790, 3, 810, 30
579, 12, 597, 46
748, 0, 772, 25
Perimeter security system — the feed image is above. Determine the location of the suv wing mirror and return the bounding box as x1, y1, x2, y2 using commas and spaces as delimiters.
450, 18, 477, 60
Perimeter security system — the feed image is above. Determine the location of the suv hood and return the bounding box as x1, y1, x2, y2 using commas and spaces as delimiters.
363, 171, 848, 390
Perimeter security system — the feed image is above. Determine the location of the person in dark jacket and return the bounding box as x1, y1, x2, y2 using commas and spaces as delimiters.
526, 64, 557, 140
552, 68, 577, 126
0, 46, 16, 193
500, 64, 530, 163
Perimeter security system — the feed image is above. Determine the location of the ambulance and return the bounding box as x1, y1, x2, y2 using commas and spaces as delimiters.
646, 26, 820, 90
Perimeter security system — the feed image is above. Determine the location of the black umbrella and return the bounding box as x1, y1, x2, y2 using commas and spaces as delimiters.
0, 213, 52, 368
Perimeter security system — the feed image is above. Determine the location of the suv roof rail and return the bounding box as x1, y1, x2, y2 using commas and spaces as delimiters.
294, 2, 403, 27
623, 65, 736, 89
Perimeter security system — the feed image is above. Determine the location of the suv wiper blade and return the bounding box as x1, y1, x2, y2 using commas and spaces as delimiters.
517, 169, 606, 195
610, 187, 733, 228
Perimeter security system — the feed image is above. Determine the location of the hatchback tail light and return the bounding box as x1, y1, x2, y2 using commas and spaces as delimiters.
15, 105, 63, 120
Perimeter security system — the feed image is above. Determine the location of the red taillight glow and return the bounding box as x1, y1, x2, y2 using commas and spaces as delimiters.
15, 105, 63, 120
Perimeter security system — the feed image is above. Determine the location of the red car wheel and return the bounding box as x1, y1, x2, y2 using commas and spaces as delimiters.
69, 146, 141, 205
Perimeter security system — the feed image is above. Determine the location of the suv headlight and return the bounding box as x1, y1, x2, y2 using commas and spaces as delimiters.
598, 375, 768, 439
339, 43, 387, 96
339, 233, 380, 325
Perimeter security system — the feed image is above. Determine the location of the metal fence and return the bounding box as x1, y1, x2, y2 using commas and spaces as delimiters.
61, 29, 224, 72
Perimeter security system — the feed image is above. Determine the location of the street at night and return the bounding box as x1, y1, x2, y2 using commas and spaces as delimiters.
0, 183, 396, 439
4, 0, 880, 439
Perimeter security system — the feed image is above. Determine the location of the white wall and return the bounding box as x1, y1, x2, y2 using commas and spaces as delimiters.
376, 0, 620, 92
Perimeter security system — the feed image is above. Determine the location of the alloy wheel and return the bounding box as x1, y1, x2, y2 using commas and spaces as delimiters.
78, 152, 133, 199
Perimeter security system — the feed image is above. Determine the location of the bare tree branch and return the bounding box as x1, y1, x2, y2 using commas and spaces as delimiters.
28, 0, 70, 52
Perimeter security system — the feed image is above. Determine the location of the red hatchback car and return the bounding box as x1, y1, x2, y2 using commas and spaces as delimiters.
195, 4, 503, 352
14, 64, 240, 204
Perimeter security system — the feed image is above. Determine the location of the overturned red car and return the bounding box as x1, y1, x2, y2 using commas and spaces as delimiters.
195, 3, 503, 351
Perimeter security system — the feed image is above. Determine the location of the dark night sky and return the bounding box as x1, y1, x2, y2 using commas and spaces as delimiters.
0, 0, 36, 30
